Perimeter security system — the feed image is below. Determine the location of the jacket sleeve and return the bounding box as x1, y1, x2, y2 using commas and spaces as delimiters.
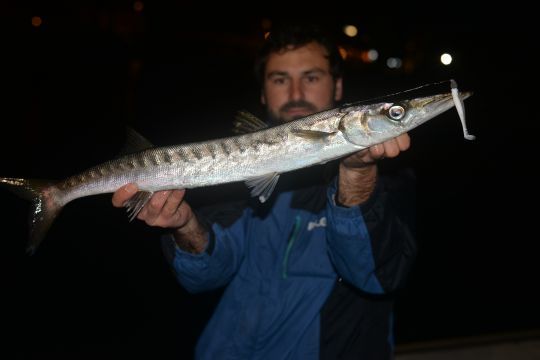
161, 201, 251, 293
325, 169, 417, 294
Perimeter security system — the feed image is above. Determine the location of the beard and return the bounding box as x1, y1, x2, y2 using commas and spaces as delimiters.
267, 100, 320, 125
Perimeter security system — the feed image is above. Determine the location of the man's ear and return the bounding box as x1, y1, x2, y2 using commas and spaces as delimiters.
260, 91, 267, 105
334, 77, 343, 102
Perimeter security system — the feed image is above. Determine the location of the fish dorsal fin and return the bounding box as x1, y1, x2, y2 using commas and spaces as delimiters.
291, 129, 337, 140
124, 190, 154, 221
232, 110, 269, 134
118, 127, 154, 156
245, 172, 280, 203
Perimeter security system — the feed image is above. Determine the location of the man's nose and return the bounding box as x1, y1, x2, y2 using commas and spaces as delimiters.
289, 79, 304, 101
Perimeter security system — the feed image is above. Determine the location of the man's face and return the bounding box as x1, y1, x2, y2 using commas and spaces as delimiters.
261, 41, 343, 124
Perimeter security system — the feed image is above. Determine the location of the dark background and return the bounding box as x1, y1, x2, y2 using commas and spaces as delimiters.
2, 1, 539, 358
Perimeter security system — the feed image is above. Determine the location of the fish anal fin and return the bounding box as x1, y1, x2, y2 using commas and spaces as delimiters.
233, 110, 269, 134
124, 190, 154, 221
245, 172, 280, 203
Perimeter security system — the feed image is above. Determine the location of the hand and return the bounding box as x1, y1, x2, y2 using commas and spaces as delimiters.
341, 133, 410, 169
112, 184, 209, 253
112, 183, 194, 229
337, 133, 410, 206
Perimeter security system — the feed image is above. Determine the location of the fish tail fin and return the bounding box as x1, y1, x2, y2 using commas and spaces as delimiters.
0, 177, 63, 255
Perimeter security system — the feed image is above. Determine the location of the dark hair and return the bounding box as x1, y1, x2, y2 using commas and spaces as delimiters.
254, 21, 344, 86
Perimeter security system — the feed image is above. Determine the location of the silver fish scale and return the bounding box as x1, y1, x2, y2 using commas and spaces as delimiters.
58, 116, 343, 205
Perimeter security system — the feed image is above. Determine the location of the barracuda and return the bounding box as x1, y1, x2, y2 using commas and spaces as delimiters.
1, 88, 472, 254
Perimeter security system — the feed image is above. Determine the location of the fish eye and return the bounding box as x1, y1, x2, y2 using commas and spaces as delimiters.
387, 105, 405, 121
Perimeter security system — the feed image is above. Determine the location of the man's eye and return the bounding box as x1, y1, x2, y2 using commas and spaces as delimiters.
272, 78, 286, 85
305, 76, 319, 83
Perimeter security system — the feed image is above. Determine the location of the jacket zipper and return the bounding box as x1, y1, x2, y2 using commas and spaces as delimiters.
282, 215, 301, 279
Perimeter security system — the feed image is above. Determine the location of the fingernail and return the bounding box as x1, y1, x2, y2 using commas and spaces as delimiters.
125, 184, 137, 194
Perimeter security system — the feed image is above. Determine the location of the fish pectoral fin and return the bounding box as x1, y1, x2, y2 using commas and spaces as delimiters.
291, 129, 337, 140
124, 190, 154, 221
245, 172, 280, 203
232, 110, 269, 134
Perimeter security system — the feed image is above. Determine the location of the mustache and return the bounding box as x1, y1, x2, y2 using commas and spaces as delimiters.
280, 100, 318, 113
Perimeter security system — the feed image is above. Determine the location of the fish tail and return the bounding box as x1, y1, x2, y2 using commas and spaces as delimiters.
0, 177, 63, 255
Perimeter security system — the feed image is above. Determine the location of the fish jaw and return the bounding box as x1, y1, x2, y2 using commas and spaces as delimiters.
413, 91, 472, 123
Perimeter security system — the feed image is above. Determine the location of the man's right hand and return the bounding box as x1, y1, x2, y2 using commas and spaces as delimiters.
112, 183, 193, 229
112, 184, 209, 253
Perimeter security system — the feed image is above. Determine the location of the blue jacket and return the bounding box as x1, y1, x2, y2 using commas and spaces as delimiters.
164, 170, 416, 359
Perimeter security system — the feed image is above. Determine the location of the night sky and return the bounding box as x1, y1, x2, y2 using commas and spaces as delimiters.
2, 2, 539, 358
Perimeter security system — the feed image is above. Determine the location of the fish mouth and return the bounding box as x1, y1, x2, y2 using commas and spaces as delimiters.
422, 91, 472, 115
461, 91, 473, 101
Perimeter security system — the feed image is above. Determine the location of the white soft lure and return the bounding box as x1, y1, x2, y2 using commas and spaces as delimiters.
451, 79, 476, 140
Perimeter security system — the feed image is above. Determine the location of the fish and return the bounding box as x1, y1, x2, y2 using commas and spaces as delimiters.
0, 87, 472, 254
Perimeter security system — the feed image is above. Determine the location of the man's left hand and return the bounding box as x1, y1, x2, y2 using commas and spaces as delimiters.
341, 133, 410, 169
336, 133, 410, 206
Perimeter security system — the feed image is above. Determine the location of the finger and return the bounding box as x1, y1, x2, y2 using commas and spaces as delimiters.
368, 143, 385, 160
382, 138, 401, 158
396, 133, 411, 151
175, 202, 193, 226
139, 190, 170, 221
161, 189, 186, 217
112, 183, 138, 207
146, 191, 190, 228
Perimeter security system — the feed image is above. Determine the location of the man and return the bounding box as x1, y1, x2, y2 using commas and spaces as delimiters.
113, 22, 415, 359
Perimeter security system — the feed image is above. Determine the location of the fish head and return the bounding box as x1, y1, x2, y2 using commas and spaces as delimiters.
339, 91, 472, 147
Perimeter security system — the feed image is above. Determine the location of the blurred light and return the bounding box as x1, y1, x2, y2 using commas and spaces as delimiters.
403, 58, 415, 73
338, 46, 348, 60
367, 49, 379, 61
264, 31, 270, 40
31, 16, 42, 27
386, 57, 402, 69
261, 18, 272, 30
343, 25, 358, 38
360, 51, 370, 63
440, 53, 453, 65
133, 1, 144, 12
